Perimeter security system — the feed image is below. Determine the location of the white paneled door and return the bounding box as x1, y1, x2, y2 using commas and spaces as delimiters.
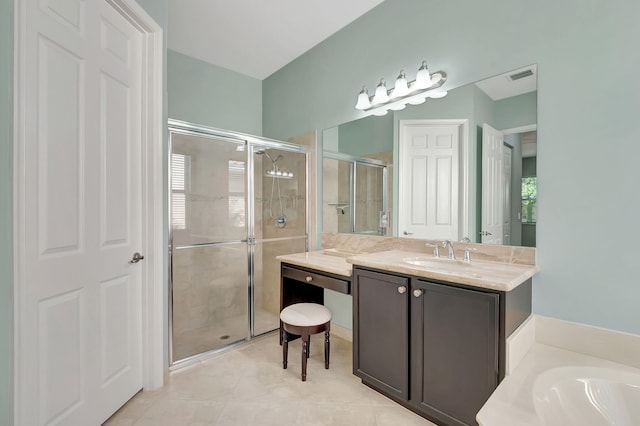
399, 121, 461, 240
19, 1, 144, 424
481, 124, 505, 244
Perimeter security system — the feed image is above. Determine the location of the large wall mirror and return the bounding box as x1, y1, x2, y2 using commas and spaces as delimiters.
322, 65, 537, 247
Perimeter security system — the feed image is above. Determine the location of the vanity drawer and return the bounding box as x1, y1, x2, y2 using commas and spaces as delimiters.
282, 265, 350, 294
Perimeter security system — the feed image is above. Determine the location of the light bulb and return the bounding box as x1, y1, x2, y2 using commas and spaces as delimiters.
408, 96, 427, 106
413, 61, 432, 90
355, 87, 371, 110
391, 70, 409, 98
372, 79, 389, 105
372, 109, 388, 116
428, 90, 448, 99
388, 103, 406, 111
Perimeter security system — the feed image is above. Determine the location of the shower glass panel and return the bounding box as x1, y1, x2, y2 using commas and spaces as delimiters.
169, 121, 309, 365
323, 153, 387, 235
252, 147, 307, 336
355, 163, 385, 234
170, 131, 249, 362
171, 244, 248, 361
322, 157, 352, 233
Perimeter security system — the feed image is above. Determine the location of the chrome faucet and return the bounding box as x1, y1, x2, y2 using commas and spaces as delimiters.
441, 240, 456, 260
425, 242, 440, 257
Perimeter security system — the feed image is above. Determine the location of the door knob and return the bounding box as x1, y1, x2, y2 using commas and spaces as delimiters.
403, 231, 413, 235
397, 286, 407, 294
479, 231, 493, 236
413, 289, 423, 298
129, 252, 145, 264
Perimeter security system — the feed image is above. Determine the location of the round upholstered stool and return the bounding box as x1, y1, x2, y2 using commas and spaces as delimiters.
280, 303, 331, 381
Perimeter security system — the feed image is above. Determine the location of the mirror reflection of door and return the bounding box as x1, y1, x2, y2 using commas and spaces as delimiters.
398, 119, 467, 240
480, 125, 537, 246
481, 124, 505, 244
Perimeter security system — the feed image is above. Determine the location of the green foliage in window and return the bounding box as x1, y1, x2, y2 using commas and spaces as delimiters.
521, 177, 537, 223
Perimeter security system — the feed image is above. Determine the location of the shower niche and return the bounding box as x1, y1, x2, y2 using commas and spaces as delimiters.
169, 120, 308, 364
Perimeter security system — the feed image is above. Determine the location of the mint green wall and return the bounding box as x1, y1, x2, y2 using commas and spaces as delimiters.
495, 92, 537, 130
264, 0, 640, 335
338, 114, 393, 156
168, 50, 262, 136
0, 0, 13, 422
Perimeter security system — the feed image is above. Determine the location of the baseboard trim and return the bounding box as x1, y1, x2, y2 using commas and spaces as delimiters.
535, 315, 640, 369
331, 323, 352, 342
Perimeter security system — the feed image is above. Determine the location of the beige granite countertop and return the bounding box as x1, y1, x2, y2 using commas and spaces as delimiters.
347, 250, 538, 291
276, 249, 353, 277
277, 248, 537, 290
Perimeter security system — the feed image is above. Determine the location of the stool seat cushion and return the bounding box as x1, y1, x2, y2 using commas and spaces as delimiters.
280, 303, 331, 327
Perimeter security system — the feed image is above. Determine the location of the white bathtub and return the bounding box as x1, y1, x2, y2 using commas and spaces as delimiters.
533, 366, 640, 426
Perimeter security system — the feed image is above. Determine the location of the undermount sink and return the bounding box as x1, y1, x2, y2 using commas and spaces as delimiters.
533, 366, 640, 426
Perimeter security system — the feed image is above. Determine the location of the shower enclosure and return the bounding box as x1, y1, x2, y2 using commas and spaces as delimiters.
169, 120, 308, 364
323, 152, 388, 235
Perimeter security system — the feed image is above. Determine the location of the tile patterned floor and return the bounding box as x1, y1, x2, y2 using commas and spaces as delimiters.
104, 333, 434, 425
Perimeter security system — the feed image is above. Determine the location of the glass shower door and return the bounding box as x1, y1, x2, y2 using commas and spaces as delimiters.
354, 163, 386, 234
251, 146, 307, 336
170, 131, 249, 362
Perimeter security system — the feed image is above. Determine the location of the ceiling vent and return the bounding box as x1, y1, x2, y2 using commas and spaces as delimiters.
509, 69, 534, 81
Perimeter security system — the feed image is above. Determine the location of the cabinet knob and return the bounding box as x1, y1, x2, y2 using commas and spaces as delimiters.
305, 276, 313, 282
397, 286, 407, 294
413, 289, 424, 298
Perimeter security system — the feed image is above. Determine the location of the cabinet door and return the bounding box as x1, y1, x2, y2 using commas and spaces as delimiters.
353, 268, 409, 401
411, 280, 499, 426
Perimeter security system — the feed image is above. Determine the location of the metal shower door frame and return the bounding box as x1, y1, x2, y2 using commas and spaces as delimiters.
167, 119, 309, 367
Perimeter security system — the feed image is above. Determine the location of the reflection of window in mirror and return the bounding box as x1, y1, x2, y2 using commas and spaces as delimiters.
171, 153, 191, 230
521, 177, 537, 223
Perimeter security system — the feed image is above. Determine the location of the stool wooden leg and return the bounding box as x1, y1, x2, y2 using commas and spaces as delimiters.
301, 333, 309, 381
324, 331, 330, 369
282, 331, 288, 370
307, 335, 310, 358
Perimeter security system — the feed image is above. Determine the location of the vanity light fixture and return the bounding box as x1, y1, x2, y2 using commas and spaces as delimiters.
372, 78, 390, 105
355, 60, 447, 115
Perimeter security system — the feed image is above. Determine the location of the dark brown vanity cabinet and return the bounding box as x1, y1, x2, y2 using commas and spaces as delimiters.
352, 269, 410, 401
353, 266, 531, 426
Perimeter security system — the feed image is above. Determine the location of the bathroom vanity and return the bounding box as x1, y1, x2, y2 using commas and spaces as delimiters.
347, 250, 535, 426
277, 244, 537, 426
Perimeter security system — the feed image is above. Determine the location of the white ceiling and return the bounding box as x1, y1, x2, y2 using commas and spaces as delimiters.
167, 0, 385, 80
475, 65, 537, 100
